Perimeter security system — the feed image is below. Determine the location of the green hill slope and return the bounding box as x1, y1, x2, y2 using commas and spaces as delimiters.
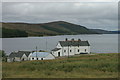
2, 28, 28, 38
2, 21, 99, 37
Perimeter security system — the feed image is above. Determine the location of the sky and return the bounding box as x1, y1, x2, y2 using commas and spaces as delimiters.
1, 0, 119, 31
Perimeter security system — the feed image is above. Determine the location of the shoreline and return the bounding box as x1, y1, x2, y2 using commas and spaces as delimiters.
1, 33, 119, 38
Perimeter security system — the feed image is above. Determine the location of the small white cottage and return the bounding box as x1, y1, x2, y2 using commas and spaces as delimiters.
51, 38, 90, 57
30, 52, 55, 60
7, 51, 32, 62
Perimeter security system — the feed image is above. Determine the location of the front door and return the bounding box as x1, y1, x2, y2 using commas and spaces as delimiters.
58, 52, 60, 57
22, 58, 24, 61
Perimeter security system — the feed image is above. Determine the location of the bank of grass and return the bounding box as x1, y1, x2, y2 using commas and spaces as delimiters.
2, 53, 118, 78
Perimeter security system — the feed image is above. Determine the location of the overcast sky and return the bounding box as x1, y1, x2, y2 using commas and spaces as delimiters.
2, 2, 118, 30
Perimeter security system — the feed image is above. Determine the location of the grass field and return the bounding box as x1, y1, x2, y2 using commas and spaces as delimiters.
2, 53, 118, 78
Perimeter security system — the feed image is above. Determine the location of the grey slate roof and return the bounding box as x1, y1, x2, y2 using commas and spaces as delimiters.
51, 48, 61, 51
9, 52, 18, 58
31, 52, 51, 58
9, 51, 31, 58
18, 51, 31, 57
59, 41, 90, 47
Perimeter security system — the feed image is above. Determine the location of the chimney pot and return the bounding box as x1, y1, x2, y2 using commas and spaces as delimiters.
71, 38, 74, 41
65, 38, 68, 41
78, 39, 81, 41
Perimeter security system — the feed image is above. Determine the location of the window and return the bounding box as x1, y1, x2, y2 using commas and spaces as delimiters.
78, 49, 79, 52
37, 58, 38, 60
32, 58, 34, 60
85, 49, 86, 52
41, 58, 43, 60
64, 50, 66, 52
13, 58, 15, 62
70, 50, 72, 52
22, 58, 24, 61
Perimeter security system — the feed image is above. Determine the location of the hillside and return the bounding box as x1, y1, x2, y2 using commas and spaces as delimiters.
90, 29, 118, 34
2, 28, 28, 38
2, 21, 99, 37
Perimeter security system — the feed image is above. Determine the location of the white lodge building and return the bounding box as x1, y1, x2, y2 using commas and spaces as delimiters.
51, 38, 90, 57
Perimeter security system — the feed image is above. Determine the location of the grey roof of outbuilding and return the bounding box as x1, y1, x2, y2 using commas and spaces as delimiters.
9, 51, 31, 58
18, 51, 31, 57
59, 41, 90, 47
9, 52, 18, 58
51, 48, 61, 51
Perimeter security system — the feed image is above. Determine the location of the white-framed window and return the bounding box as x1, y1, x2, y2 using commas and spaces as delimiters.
37, 58, 39, 60
85, 49, 86, 52
32, 58, 34, 60
64, 50, 66, 52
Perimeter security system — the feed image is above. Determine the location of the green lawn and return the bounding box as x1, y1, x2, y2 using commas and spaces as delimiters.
2, 53, 118, 78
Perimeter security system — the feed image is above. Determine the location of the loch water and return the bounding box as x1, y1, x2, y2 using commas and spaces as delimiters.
2, 34, 118, 54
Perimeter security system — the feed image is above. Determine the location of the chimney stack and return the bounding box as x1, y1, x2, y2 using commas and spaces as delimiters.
78, 39, 81, 41
71, 38, 74, 41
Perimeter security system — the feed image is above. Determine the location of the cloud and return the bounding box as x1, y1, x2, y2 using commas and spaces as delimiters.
2, 2, 118, 30
2, 0, 119, 2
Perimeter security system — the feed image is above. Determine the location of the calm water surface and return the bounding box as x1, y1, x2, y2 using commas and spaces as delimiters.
2, 34, 118, 54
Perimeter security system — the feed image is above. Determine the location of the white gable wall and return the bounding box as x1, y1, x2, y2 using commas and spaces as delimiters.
7, 58, 13, 62
21, 54, 28, 61
14, 57, 21, 62
79, 46, 90, 54
51, 49, 62, 57
28, 53, 33, 60
56, 43, 62, 48
43, 54, 55, 60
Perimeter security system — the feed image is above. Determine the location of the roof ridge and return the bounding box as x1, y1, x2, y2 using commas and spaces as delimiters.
59, 40, 90, 47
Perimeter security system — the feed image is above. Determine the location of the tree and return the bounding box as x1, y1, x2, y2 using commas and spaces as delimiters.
0, 50, 7, 62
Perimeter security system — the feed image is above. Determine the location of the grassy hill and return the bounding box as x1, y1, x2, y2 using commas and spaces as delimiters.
2, 53, 118, 78
2, 21, 99, 37
2, 28, 28, 38
90, 29, 118, 34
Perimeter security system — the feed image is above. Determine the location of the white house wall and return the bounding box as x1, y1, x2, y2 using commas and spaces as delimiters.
30, 57, 42, 60
14, 57, 21, 62
30, 54, 55, 60
74, 46, 90, 54
43, 54, 55, 60
21, 54, 28, 61
7, 58, 14, 62
52, 45, 90, 57
52, 49, 62, 57
28, 53, 33, 60
62, 46, 75, 56
56, 43, 62, 48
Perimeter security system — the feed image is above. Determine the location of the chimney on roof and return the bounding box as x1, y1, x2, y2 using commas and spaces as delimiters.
78, 39, 81, 41
65, 38, 68, 41
71, 38, 74, 41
